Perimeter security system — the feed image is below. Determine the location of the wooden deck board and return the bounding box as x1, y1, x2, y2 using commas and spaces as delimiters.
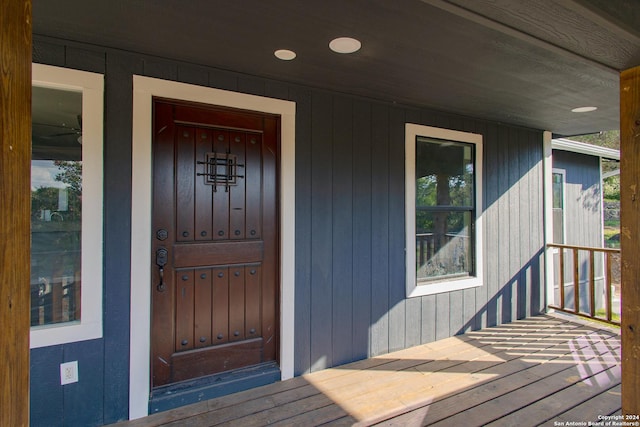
109, 315, 621, 427
370, 329, 619, 426
542, 384, 622, 426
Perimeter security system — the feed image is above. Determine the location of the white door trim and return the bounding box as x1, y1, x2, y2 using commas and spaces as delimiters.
129, 75, 296, 419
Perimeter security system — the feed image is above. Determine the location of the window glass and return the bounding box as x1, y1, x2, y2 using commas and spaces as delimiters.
552, 171, 565, 244
415, 137, 475, 283
31, 86, 83, 326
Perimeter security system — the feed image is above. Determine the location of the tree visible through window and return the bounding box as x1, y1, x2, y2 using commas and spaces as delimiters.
415, 137, 475, 282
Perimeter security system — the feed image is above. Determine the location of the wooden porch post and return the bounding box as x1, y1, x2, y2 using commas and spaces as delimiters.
621, 65, 640, 416
0, 0, 32, 426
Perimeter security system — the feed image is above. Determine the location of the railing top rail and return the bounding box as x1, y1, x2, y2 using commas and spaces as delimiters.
547, 243, 620, 253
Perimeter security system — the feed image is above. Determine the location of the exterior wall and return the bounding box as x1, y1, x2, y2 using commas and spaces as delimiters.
30, 36, 546, 425
552, 150, 603, 247
551, 149, 604, 312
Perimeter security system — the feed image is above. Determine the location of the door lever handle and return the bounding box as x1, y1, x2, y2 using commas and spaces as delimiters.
158, 266, 165, 292
156, 247, 168, 292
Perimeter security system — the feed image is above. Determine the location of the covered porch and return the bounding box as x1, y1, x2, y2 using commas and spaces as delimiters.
111, 314, 621, 427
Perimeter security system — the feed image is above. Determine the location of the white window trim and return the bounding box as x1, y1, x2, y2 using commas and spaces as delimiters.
405, 123, 483, 297
30, 64, 104, 348
130, 76, 295, 419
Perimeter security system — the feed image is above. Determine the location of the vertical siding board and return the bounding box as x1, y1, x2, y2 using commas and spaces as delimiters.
30, 346, 64, 427
405, 297, 422, 347
352, 100, 373, 361
473, 122, 489, 330
208, 69, 239, 91
290, 86, 313, 374
65, 47, 105, 73
238, 76, 265, 97
310, 91, 334, 371
103, 51, 142, 423
370, 104, 390, 357
484, 123, 500, 327
421, 295, 437, 343
388, 106, 406, 352
449, 290, 464, 336
497, 126, 511, 324
508, 129, 521, 322
177, 64, 209, 87
463, 287, 477, 333
435, 293, 450, 341
32, 37, 66, 66
143, 59, 178, 80
62, 340, 105, 426
264, 80, 290, 101
519, 130, 532, 319
420, 110, 437, 128
332, 96, 354, 366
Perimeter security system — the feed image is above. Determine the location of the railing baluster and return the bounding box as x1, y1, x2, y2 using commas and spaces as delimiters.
559, 248, 565, 309
547, 243, 620, 326
573, 248, 580, 315
605, 252, 612, 323
589, 250, 595, 318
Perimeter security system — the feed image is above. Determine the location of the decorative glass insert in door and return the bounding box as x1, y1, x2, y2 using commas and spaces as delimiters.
31, 86, 83, 326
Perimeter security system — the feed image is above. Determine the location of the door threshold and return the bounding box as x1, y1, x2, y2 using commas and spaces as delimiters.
149, 362, 281, 414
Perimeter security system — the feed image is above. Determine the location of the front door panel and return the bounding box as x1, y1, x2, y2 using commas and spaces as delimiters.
151, 100, 279, 388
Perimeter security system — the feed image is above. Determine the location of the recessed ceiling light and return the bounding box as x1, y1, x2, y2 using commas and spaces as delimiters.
274, 49, 296, 60
571, 106, 598, 113
329, 37, 361, 54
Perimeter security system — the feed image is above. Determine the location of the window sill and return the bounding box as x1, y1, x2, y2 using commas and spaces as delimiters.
406, 276, 483, 298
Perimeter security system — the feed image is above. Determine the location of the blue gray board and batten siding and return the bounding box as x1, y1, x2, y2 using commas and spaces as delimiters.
30, 36, 546, 426
552, 149, 603, 248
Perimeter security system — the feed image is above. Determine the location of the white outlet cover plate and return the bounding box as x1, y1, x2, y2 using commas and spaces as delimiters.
60, 361, 79, 385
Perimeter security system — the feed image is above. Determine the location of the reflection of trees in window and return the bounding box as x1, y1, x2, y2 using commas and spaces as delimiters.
31, 161, 82, 222
416, 137, 475, 282
55, 160, 82, 220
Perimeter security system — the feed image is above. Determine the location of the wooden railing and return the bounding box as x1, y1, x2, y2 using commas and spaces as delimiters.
416, 232, 456, 267
547, 243, 621, 326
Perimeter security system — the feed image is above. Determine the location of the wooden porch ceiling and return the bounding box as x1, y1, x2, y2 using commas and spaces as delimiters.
110, 315, 621, 426
33, 0, 640, 137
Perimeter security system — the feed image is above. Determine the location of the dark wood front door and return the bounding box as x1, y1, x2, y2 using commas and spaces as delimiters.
151, 99, 279, 388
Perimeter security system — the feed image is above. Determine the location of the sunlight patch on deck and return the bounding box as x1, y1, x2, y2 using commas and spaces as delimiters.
302, 337, 502, 421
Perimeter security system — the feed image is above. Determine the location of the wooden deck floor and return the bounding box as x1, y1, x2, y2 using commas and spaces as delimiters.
111, 315, 621, 427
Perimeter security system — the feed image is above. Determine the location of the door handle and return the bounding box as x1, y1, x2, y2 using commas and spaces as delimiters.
156, 247, 168, 292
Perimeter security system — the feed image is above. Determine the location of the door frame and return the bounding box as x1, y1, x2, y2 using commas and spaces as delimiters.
129, 76, 296, 419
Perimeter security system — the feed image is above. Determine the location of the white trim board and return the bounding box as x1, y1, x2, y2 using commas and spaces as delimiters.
543, 131, 555, 307
552, 138, 619, 160
130, 76, 296, 419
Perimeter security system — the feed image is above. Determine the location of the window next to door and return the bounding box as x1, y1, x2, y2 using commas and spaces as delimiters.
405, 124, 484, 297
30, 64, 104, 348
552, 169, 566, 244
